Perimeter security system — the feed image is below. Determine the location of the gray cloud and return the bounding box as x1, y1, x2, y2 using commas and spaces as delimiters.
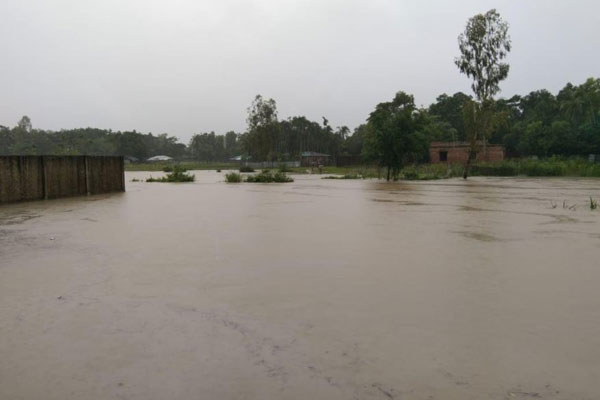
1, 0, 599, 143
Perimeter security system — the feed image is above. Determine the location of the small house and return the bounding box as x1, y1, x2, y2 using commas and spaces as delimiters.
429, 142, 504, 163
301, 151, 330, 167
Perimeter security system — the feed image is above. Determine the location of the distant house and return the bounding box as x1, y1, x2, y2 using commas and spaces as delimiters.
429, 142, 504, 163
301, 151, 330, 167
229, 155, 251, 162
146, 155, 173, 162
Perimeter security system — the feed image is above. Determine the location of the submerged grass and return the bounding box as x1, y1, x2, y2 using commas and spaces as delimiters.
146, 166, 195, 182
245, 170, 294, 183
225, 172, 242, 183
402, 158, 600, 179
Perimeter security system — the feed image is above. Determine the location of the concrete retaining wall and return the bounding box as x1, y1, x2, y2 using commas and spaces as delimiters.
0, 156, 124, 203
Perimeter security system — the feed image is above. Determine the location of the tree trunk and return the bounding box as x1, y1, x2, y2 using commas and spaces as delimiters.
386, 166, 391, 181
463, 150, 476, 179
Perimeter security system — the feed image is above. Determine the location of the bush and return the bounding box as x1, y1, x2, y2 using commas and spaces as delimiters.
239, 165, 255, 173
162, 165, 173, 172
246, 170, 293, 183
147, 165, 195, 182
225, 172, 242, 183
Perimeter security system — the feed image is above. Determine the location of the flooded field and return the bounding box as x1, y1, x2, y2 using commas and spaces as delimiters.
1, 171, 599, 400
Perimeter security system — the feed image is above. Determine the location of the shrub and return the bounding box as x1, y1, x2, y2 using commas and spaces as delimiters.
239, 165, 255, 173
246, 170, 293, 183
225, 172, 242, 183
162, 165, 173, 172
147, 165, 195, 182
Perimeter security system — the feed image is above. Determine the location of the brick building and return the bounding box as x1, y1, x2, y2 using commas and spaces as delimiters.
429, 141, 504, 164
300, 151, 331, 167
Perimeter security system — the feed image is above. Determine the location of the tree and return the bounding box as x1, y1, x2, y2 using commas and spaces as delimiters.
17, 116, 32, 133
455, 9, 511, 178
363, 91, 428, 181
224, 131, 239, 158
455, 9, 511, 102
244, 95, 280, 160
428, 92, 472, 140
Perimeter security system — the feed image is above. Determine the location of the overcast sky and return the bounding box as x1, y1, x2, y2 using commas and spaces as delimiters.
1, 0, 598, 143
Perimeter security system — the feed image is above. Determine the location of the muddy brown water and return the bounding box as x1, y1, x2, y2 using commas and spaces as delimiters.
1, 171, 599, 400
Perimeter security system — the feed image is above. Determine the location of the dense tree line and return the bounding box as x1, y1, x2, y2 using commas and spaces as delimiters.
426, 78, 600, 158
1, 76, 597, 164
0, 119, 186, 160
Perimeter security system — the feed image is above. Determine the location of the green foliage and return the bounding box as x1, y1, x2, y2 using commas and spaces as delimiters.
146, 166, 195, 182
395, 158, 600, 179
455, 9, 511, 102
239, 165, 255, 172
225, 172, 242, 183
428, 93, 472, 140
188, 131, 238, 162
245, 170, 293, 183
0, 118, 186, 159
363, 91, 429, 180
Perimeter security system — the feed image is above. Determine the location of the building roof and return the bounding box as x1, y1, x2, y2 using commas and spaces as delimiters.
229, 155, 251, 161
146, 155, 173, 161
301, 151, 330, 157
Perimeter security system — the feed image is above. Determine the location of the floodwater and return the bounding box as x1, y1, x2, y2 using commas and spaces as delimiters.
1, 171, 599, 400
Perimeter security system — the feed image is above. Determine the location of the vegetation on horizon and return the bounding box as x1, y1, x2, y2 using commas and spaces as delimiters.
1, 10, 597, 170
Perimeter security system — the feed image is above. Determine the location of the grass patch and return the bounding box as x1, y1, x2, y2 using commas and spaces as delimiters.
146, 166, 195, 182
245, 170, 294, 183
225, 172, 242, 183
277, 164, 293, 173
399, 158, 600, 179
239, 165, 255, 173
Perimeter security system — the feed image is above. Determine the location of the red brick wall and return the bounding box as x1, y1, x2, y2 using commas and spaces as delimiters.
429, 144, 504, 164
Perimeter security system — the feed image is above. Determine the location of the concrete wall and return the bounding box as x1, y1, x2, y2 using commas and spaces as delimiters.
0, 156, 124, 203
429, 142, 505, 164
